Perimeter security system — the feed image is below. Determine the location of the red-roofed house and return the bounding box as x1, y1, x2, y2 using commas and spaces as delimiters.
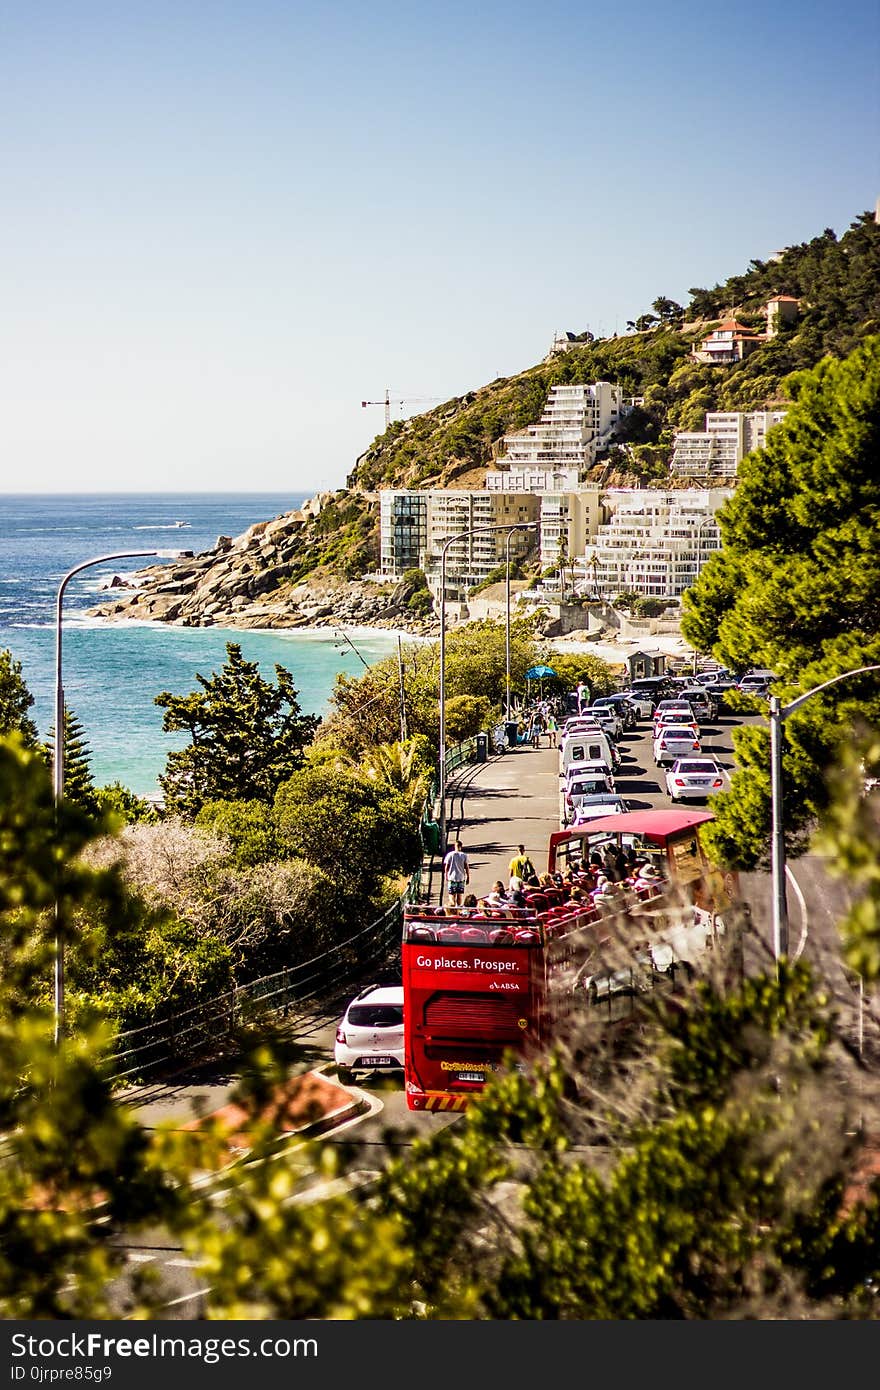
693, 319, 767, 365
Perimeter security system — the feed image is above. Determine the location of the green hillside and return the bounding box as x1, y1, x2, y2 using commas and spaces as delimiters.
348, 209, 880, 501
260, 208, 880, 586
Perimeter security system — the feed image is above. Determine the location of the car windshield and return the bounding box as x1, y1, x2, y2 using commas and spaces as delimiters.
660, 728, 696, 739
675, 761, 717, 773
347, 1004, 403, 1027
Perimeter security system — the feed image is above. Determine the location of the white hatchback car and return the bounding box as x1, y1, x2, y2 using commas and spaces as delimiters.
334, 983, 404, 1084
653, 725, 702, 767
665, 757, 728, 802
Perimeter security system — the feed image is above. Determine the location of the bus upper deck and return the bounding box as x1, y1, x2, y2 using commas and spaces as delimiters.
402, 810, 740, 1111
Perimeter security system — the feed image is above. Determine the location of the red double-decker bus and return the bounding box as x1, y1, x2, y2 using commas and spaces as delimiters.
402, 809, 741, 1112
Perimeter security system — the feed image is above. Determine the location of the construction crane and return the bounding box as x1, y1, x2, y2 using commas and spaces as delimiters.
361, 388, 441, 430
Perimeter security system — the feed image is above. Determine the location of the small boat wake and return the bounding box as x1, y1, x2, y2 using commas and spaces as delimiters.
133, 521, 191, 530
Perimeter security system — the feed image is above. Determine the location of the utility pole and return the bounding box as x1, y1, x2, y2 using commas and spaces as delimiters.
397, 635, 407, 742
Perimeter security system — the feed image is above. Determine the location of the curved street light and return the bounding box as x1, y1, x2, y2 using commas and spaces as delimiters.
769, 663, 880, 963
437, 522, 538, 896
53, 547, 192, 1044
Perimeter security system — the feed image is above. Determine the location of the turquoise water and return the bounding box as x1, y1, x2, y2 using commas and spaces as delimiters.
0, 494, 406, 796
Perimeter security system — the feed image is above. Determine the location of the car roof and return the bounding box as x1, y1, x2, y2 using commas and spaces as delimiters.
348, 985, 403, 1007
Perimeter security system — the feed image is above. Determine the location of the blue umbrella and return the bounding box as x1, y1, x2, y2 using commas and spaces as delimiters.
525, 665, 557, 679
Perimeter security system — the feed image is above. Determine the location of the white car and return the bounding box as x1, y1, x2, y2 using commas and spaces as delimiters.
665, 757, 728, 802
587, 704, 623, 740
572, 794, 630, 825
652, 699, 696, 728
619, 688, 654, 718
654, 710, 700, 738
653, 725, 702, 767
334, 983, 404, 1083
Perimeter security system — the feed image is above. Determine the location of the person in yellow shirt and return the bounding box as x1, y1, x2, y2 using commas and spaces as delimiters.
508, 843, 536, 884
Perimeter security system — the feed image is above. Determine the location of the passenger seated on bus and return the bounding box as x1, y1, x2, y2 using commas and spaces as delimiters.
507, 876, 527, 907
462, 893, 479, 908
481, 881, 509, 908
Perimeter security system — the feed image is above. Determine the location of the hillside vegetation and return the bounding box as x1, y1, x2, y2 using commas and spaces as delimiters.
349, 210, 880, 504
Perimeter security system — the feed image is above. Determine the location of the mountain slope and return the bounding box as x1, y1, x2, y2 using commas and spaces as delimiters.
89, 208, 880, 628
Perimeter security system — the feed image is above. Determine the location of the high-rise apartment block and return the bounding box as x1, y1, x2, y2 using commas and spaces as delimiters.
671, 410, 788, 480
488, 381, 625, 483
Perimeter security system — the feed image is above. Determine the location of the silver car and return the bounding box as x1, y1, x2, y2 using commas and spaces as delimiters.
665, 757, 728, 802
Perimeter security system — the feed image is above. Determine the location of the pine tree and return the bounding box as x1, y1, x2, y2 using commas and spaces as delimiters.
45, 707, 99, 817
155, 642, 319, 817
681, 333, 880, 869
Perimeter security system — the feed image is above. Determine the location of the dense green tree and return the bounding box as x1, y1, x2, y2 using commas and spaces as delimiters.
273, 765, 421, 905
682, 334, 880, 869
546, 652, 616, 698
95, 780, 158, 825
195, 798, 281, 866
155, 642, 318, 817
0, 648, 39, 747
45, 708, 99, 817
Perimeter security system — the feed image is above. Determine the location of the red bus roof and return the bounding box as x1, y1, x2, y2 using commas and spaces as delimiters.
549, 809, 713, 852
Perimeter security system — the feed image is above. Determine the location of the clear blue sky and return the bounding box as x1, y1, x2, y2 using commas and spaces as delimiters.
2, 0, 877, 494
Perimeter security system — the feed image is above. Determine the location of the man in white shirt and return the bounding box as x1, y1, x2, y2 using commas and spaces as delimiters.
442, 839, 470, 907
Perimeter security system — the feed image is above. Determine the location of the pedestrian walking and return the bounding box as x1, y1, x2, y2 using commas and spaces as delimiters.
576, 679, 589, 713
442, 838, 470, 907
545, 712, 558, 748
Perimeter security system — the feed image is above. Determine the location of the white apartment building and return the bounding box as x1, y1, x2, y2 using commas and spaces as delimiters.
538, 488, 607, 569
380, 488, 537, 586
485, 464, 580, 493
671, 409, 788, 480
419, 491, 540, 601
491, 381, 625, 481
582, 488, 732, 599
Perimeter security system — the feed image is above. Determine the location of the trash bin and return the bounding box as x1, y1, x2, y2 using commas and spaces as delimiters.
505, 720, 520, 748
474, 732, 488, 763
422, 819, 440, 855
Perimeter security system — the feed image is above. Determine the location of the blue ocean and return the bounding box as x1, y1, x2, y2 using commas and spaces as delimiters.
0, 494, 406, 797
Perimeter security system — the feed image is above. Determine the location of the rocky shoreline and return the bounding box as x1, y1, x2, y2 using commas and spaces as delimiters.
88, 509, 440, 638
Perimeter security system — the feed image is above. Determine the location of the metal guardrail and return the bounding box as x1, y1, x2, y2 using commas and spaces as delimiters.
105, 872, 421, 1085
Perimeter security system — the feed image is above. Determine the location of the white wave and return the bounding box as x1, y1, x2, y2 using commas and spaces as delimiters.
132, 523, 192, 530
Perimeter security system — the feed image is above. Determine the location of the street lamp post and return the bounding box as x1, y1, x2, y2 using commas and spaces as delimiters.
52, 547, 190, 1044
769, 663, 880, 964
438, 523, 538, 894
505, 523, 539, 723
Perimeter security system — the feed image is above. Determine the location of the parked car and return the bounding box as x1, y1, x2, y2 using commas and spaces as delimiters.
653, 698, 697, 726
592, 694, 639, 729
334, 983, 405, 1084
619, 687, 655, 718
653, 725, 702, 766
654, 710, 700, 739
665, 757, 728, 802
563, 766, 616, 822
587, 703, 623, 740
737, 670, 774, 697
572, 794, 630, 825
675, 686, 717, 721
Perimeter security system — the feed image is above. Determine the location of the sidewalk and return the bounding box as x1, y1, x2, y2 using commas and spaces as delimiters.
437, 740, 561, 902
